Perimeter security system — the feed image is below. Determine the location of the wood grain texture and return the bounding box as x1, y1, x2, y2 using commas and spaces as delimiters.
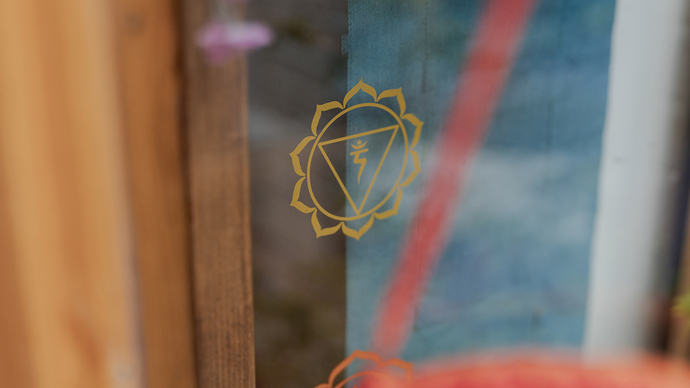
0, 160, 35, 388
114, 0, 199, 387
180, 2, 256, 388
0, 1, 144, 387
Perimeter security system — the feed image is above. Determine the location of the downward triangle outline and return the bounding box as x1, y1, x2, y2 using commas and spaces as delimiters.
318, 125, 399, 215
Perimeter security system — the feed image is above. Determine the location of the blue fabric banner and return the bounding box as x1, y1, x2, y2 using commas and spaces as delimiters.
345, 0, 616, 362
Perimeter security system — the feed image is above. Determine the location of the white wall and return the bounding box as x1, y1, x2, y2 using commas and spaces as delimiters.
584, 0, 690, 356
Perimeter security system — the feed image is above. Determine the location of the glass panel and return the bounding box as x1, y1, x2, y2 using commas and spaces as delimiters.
247, 2, 348, 388
246, 0, 690, 387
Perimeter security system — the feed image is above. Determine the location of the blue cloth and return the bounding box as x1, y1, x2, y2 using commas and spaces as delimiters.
345, 0, 616, 362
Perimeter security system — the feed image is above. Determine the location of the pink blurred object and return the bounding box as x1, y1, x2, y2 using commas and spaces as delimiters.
197, 21, 272, 64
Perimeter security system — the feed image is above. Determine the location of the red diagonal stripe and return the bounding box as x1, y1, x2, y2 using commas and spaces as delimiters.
371, 0, 538, 357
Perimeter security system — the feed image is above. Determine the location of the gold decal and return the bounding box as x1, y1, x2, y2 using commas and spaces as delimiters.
290, 81, 423, 239
314, 350, 413, 388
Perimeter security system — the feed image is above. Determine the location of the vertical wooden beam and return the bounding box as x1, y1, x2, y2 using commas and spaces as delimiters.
0, 160, 35, 388
114, 0, 199, 387
181, 2, 256, 388
0, 1, 144, 387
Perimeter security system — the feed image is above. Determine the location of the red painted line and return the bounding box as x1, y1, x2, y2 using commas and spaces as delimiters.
371, 0, 538, 357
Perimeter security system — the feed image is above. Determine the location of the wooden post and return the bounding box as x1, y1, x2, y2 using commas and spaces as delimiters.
114, 0, 199, 387
0, 1, 256, 387
0, 161, 35, 388
181, 2, 257, 388
0, 1, 144, 387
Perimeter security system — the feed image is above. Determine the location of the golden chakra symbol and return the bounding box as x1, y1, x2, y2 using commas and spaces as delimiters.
290, 80, 423, 239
